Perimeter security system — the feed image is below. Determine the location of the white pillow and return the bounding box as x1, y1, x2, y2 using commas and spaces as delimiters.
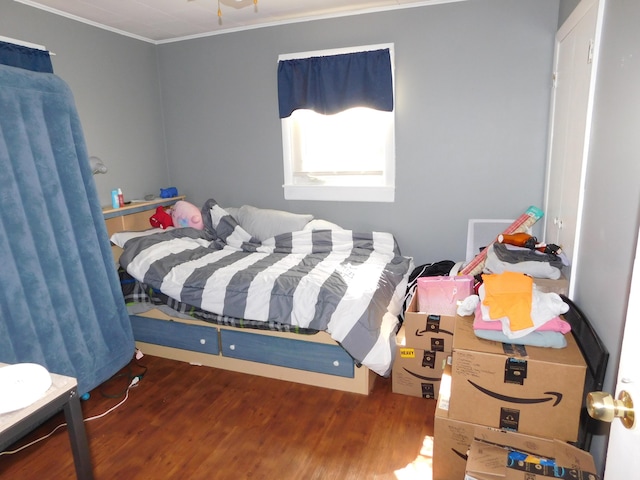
110, 227, 173, 248
236, 205, 313, 241
303, 219, 343, 231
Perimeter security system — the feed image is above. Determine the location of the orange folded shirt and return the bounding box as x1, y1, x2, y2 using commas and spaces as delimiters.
481, 271, 534, 331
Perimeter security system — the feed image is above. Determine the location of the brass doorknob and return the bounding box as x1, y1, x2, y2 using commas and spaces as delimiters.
587, 390, 635, 429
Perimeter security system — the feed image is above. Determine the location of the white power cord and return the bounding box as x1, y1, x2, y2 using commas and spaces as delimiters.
0, 377, 140, 456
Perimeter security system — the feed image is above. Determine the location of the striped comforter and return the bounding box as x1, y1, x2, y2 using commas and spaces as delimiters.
119, 199, 413, 376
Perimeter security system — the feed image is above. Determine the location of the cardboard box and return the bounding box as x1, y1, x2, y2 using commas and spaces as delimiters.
434, 367, 597, 480
403, 293, 459, 352
449, 317, 586, 442
392, 326, 448, 398
416, 275, 474, 316
465, 428, 598, 480
433, 366, 478, 480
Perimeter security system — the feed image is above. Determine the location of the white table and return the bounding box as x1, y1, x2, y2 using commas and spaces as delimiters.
0, 364, 93, 479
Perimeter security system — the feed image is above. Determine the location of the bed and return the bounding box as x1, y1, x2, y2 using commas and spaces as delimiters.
110, 198, 413, 394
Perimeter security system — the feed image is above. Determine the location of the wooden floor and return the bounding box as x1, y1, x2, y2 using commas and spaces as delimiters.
0, 356, 436, 479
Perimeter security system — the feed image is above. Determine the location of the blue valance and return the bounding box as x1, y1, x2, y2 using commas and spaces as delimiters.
277, 48, 393, 118
0, 40, 53, 73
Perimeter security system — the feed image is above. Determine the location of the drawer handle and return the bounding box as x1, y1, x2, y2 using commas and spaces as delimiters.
333, 360, 340, 367
229, 344, 236, 351
200, 339, 206, 345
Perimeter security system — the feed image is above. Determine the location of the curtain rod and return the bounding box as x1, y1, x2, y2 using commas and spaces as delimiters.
0, 35, 56, 55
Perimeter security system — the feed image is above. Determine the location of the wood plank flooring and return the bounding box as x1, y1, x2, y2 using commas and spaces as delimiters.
0, 356, 436, 479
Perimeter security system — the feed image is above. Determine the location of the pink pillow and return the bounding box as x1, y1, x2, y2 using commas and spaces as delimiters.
171, 200, 203, 230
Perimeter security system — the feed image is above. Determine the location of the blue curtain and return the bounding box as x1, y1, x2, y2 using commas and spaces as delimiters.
0, 40, 53, 73
0, 63, 134, 394
277, 48, 393, 118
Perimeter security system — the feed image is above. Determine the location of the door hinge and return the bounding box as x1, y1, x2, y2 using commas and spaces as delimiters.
587, 39, 594, 64
552, 72, 557, 88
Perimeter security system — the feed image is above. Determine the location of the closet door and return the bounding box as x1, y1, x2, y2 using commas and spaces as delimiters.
543, 0, 603, 295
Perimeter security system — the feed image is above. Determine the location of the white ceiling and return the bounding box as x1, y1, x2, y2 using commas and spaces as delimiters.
16, 0, 453, 44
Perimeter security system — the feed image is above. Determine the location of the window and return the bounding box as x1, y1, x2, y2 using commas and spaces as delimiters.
278, 44, 395, 202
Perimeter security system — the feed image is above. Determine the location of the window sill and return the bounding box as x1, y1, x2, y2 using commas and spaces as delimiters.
283, 185, 394, 202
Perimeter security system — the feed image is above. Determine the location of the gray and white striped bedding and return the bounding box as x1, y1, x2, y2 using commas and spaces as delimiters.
119, 199, 413, 376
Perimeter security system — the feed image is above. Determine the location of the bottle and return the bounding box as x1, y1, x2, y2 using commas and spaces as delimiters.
117, 188, 124, 207
111, 189, 120, 209
498, 232, 537, 249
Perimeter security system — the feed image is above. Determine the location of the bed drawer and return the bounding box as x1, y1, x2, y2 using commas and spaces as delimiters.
220, 329, 354, 378
130, 315, 219, 355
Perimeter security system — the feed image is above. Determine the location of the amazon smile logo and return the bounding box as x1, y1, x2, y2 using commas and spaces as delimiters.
452, 448, 468, 461
468, 380, 563, 406
402, 368, 441, 382
415, 328, 454, 337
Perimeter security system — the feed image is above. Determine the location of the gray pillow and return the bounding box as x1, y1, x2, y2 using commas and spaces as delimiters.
222, 206, 239, 221
237, 205, 313, 241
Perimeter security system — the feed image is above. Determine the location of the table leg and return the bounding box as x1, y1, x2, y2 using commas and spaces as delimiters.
63, 388, 94, 480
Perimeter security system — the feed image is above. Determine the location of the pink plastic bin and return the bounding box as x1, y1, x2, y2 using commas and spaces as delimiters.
416, 275, 474, 316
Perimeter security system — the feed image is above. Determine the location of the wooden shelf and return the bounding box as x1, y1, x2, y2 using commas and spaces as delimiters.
102, 195, 185, 219
103, 196, 186, 263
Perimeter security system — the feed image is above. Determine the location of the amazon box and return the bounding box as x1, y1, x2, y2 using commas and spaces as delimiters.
392, 326, 448, 398
403, 293, 458, 351
433, 365, 481, 480
465, 428, 598, 480
449, 317, 586, 442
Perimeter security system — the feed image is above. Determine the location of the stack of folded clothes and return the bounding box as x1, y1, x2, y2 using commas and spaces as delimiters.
459, 271, 571, 348
484, 242, 566, 279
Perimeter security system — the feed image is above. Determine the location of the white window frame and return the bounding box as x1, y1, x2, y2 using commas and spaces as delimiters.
279, 43, 396, 203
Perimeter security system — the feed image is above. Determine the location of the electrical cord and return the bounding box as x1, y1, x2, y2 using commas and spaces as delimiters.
98, 359, 147, 399
0, 358, 146, 457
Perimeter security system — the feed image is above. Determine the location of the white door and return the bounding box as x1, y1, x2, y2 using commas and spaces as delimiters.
602, 226, 640, 478
543, 0, 603, 296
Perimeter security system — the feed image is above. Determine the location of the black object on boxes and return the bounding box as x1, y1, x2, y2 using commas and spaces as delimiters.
561, 294, 609, 450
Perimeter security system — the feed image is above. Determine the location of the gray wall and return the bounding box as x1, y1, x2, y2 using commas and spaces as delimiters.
571, 0, 640, 472
558, 0, 581, 25
157, 0, 560, 267
1, 0, 559, 266
0, 0, 169, 206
